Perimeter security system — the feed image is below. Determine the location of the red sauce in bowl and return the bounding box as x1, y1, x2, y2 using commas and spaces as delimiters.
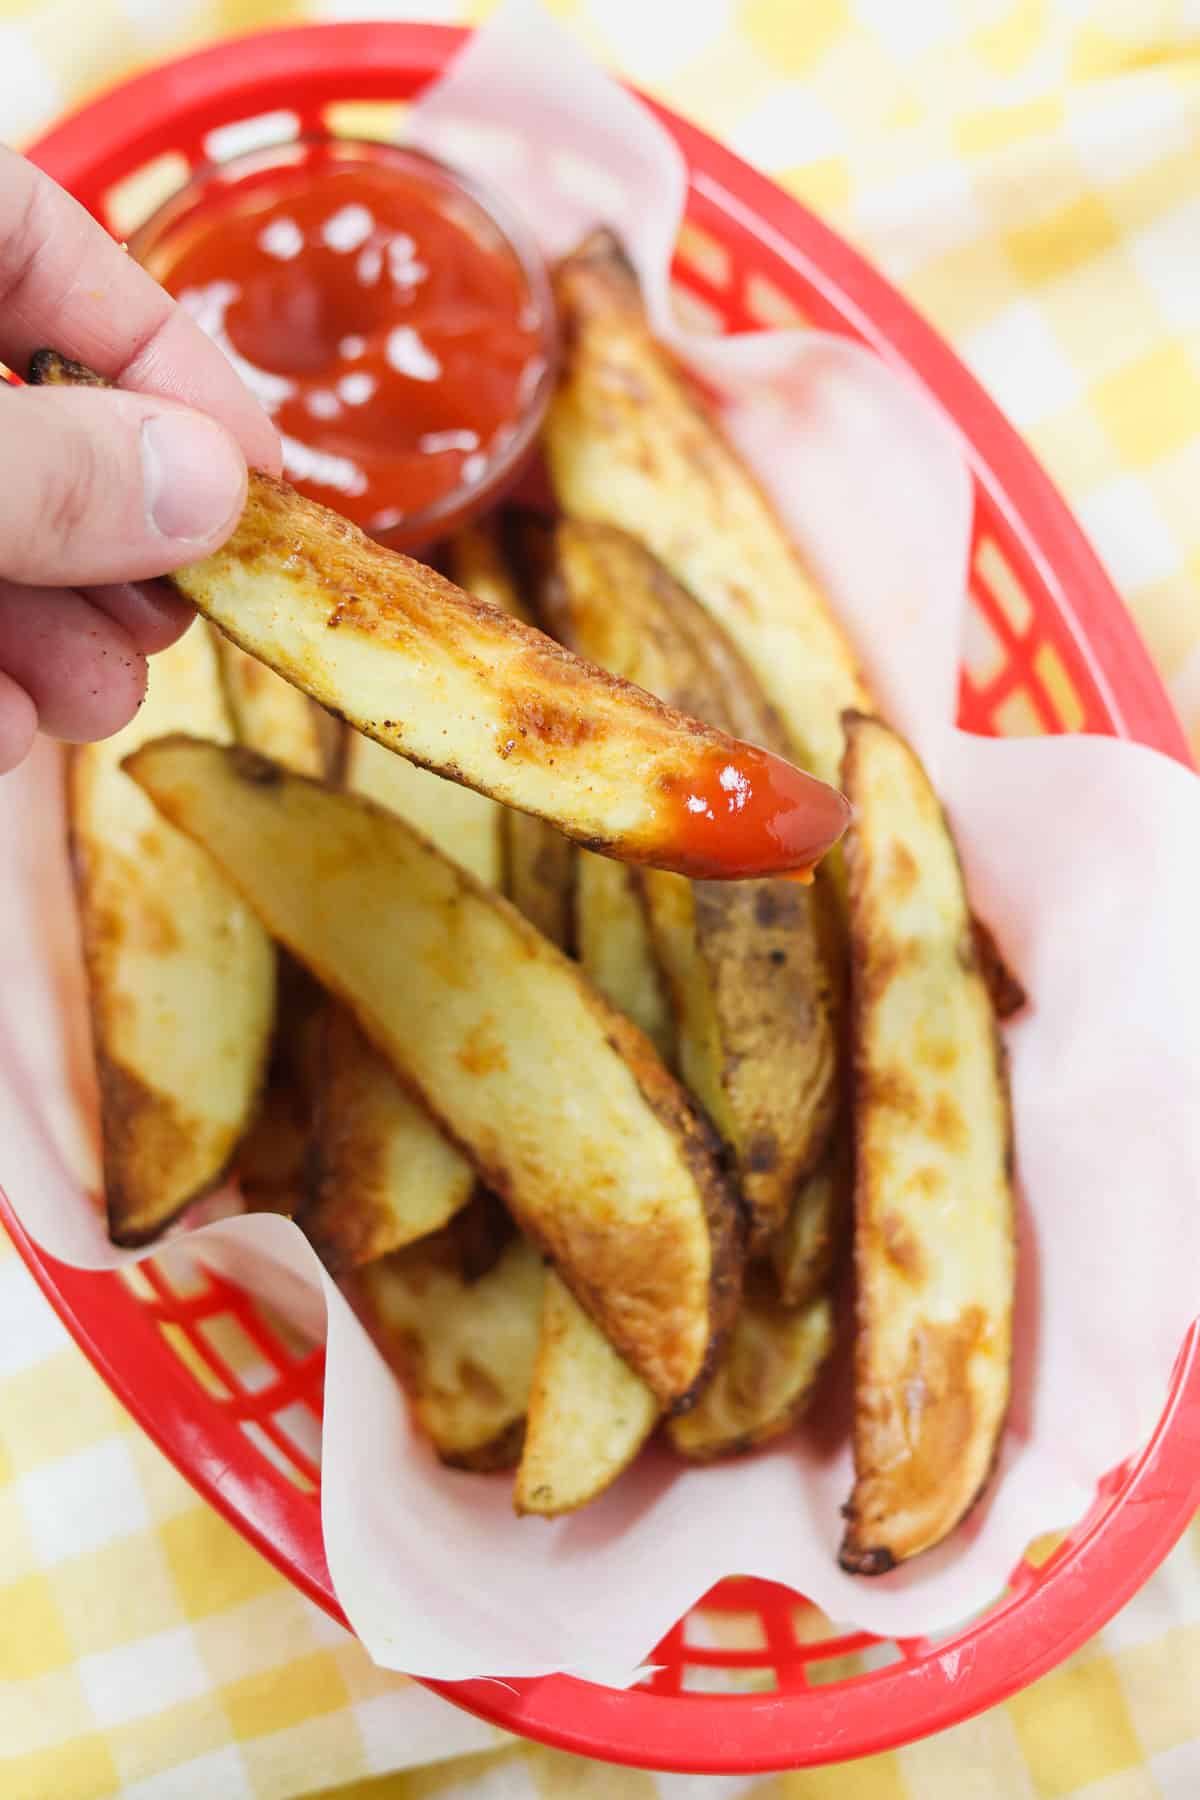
140, 143, 553, 547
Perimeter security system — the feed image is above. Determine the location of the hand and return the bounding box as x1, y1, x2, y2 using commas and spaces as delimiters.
0, 145, 281, 773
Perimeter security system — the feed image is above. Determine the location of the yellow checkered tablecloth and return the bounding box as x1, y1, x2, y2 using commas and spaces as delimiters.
3, 2, 1200, 1795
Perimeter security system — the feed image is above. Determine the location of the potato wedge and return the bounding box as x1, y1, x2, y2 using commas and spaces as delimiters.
515, 1273, 659, 1516
545, 232, 869, 789
126, 739, 741, 1406
576, 850, 673, 1061
214, 638, 325, 777
300, 586, 508, 1271
504, 812, 576, 951
235, 959, 324, 1218
70, 629, 275, 1244
299, 1004, 478, 1274
341, 730, 504, 889
839, 713, 1014, 1573
32, 349, 846, 880
445, 514, 576, 946
543, 521, 837, 1251
355, 1214, 544, 1470
669, 1271, 834, 1462
769, 1135, 847, 1309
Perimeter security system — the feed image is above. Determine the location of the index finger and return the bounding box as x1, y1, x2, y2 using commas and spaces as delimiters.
0, 146, 281, 474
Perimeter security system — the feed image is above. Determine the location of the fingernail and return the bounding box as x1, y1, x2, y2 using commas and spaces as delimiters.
141, 413, 245, 542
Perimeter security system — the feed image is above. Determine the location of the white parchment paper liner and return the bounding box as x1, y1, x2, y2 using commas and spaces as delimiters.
3, 0, 1200, 1682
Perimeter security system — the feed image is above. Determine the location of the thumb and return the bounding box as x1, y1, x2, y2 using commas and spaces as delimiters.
0, 386, 248, 587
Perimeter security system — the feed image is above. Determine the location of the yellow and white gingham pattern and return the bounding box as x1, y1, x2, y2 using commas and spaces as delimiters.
3, 1, 1200, 1794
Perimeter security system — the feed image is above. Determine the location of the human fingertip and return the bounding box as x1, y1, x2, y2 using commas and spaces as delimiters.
0, 671, 38, 774
141, 410, 247, 545
85, 581, 194, 655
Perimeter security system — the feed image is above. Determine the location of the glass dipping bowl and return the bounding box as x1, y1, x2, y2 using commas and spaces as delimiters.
131, 134, 557, 553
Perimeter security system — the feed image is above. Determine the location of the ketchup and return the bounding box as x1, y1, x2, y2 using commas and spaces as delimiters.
656, 744, 850, 879
156, 157, 548, 538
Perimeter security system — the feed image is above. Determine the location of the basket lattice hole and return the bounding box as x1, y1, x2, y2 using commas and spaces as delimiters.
676, 221, 732, 290
323, 100, 408, 143
152, 1245, 212, 1300
789, 1602, 842, 1646
671, 281, 726, 336
158, 1321, 231, 1401
859, 1641, 906, 1673
991, 687, 1046, 737
682, 1608, 767, 1652
197, 1312, 279, 1393
1025, 1529, 1068, 1570
681, 1662, 778, 1694
962, 602, 1007, 690
272, 1399, 323, 1468
118, 1263, 157, 1303
974, 535, 1033, 636
240, 1419, 317, 1492
104, 151, 190, 239
205, 111, 301, 166
1034, 643, 1086, 732
744, 271, 812, 330
804, 1648, 866, 1687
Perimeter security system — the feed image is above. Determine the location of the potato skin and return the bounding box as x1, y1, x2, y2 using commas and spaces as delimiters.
838, 713, 1015, 1574
125, 737, 742, 1408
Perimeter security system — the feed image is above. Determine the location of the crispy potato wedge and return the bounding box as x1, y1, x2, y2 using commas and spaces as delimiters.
543, 521, 837, 1251
214, 638, 325, 777
70, 629, 275, 1244
515, 1273, 659, 1516
33, 349, 846, 880
769, 1135, 848, 1309
341, 730, 505, 889
299, 1004, 478, 1274
576, 850, 673, 1061
215, 639, 326, 1220
545, 232, 869, 788
839, 713, 1014, 1573
669, 1270, 834, 1462
179, 478, 842, 877
126, 739, 741, 1406
445, 514, 576, 947
355, 1214, 544, 1470
504, 811, 576, 951
235, 959, 324, 1217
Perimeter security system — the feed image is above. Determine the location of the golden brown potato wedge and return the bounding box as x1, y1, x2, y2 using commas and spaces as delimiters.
181, 477, 843, 879
545, 232, 869, 789
355, 1213, 544, 1470
543, 521, 837, 1252
669, 1270, 834, 1462
515, 1273, 659, 1516
445, 514, 576, 947
504, 811, 576, 951
300, 601, 508, 1271
839, 713, 1014, 1574
69, 629, 275, 1245
341, 730, 505, 889
234, 959, 324, 1218
32, 349, 847, 880
768, 1135, 848, 1309
214, 638, 325, 778
576, 850, 673, 1062
125, 739, 741, 1407
215, 637, 326, 1220
299, 1005, 478, 1274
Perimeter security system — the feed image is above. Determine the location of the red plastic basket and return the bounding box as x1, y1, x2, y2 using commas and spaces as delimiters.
3, 22, 1199, 1777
